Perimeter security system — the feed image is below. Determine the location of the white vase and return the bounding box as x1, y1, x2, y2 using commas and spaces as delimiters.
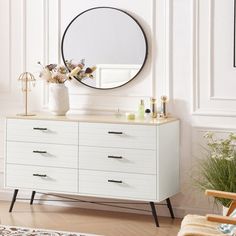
48, 83, 69, 116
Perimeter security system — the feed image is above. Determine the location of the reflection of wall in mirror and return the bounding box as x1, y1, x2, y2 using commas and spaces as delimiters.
94, 64, 141, 88
81, 77, 96, 87
63, 9, 146, 67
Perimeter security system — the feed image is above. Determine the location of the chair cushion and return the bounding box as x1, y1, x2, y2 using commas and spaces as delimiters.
178, 215, 224, 236
219, 209, 236, 235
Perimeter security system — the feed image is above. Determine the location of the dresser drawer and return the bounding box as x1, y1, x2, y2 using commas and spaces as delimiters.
79, 123, 156, 150
79, 146, 156, 174
6, 142, 78, 168
6, 164, 78, 193
6, 119, 78, 145
79, 170, 156, 200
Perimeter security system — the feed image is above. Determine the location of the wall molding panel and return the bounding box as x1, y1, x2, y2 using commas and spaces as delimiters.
0, 0, 11, 94
0, 0, 22, 99
192, 0, 236, 117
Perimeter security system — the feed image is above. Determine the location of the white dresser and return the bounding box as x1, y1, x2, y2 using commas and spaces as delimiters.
4, 114, 179, 227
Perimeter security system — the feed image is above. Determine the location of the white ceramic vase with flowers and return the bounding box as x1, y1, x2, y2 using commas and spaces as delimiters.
48, 83, 69, 116
38, 62, 71, 116
38, 60, 97, 116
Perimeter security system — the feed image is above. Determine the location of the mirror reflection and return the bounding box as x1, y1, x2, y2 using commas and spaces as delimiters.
61, 7, 148, 89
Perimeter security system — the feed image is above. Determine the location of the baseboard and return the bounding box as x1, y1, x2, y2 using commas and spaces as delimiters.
0, 190, 220, 218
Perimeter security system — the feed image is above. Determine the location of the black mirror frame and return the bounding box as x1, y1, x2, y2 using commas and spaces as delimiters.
61, 6, 148, 90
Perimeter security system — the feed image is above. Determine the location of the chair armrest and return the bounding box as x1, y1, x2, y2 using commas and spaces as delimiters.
205, 190, 236, 201
206, 214, 236, 225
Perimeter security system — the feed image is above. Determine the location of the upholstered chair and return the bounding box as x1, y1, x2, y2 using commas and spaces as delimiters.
178, 190, 236, 236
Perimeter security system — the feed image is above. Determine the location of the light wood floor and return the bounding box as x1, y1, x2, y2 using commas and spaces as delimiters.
0, 201, 181, 236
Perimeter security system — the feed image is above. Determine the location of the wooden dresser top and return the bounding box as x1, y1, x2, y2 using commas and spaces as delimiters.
7, 113, 179, 126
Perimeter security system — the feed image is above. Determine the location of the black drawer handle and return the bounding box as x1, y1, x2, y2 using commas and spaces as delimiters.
33, 174, 47, 178
108, 131, 123, 135
108, 180, 122, 184
108, 155, 123, 159
33, 127, 48, 131
33, 151, 47, 154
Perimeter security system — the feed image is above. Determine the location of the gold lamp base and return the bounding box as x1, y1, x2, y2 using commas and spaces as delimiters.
18, 72, 36, 118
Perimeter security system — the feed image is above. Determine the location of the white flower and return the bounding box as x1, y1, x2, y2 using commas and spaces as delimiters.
230, 133, 236, 140
211, 154, 217, 159
225, 156, 234, 161
40, 68, 52, 80
204, 132, 214, 139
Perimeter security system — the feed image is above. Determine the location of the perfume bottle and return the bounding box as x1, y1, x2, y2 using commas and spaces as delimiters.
150, 98, 157, 118
145, 109, 151, 121
160, 96, 168, 118
138, 99, 145, 119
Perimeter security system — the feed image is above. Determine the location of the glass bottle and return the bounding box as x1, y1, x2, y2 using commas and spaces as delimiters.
138, 99, 145, 119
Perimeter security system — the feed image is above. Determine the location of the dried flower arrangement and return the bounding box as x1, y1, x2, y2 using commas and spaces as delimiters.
66, 59, 97, 81
38, 62, 70, 83
38, 59, 96, 83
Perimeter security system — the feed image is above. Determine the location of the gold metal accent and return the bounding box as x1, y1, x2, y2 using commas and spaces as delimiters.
150, 98, 157, 118
160, 95, 168, 118
17, 72, 36, 116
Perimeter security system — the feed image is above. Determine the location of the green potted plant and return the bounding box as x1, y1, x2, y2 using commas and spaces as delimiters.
194, 132, 236, 209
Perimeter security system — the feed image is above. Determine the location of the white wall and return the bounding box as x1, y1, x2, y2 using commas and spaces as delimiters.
171, 0, 236, 216
1, 0, 236, 218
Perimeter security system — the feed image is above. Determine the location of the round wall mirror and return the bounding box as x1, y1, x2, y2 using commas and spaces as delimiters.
61, 7, 148, 90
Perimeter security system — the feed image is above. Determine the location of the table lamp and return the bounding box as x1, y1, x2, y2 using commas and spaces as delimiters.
17, 72, 36, 116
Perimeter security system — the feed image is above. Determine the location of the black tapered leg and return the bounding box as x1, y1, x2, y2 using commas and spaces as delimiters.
150, 202, 159, 227
30, 191, 36, 205
9, 189, 18, 212
166, 198, 175, 219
